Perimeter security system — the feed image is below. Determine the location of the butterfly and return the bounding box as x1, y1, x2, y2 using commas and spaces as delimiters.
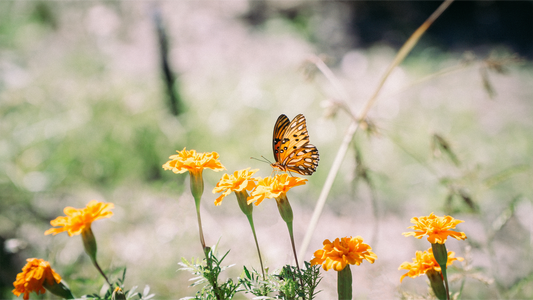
271, 114, 319, 175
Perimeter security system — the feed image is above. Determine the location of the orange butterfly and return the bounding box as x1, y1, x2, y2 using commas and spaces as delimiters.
271, 114, 319, 175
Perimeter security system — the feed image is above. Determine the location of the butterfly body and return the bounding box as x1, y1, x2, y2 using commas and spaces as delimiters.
271, 114, 319, 176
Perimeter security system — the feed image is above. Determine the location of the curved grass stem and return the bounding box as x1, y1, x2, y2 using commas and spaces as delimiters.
299, 0, 455, 258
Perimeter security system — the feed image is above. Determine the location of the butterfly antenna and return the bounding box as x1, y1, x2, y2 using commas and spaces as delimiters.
250, 156, 270, 164
261, 155, 273, 164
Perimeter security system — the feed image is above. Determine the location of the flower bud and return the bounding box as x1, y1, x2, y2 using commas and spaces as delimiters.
275, 194, 293, 224
43, 280, 75, 299
189, 170, 205, 206
426, 269, 447, 300
235, 190, 253, 216
111, 287, 126, 300
431, 243, 448, 271
81, 227, 98, 264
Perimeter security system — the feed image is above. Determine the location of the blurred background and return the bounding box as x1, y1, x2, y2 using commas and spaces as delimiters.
1, 1, 532, 299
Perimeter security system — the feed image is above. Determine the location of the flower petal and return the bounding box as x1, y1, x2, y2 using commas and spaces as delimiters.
310, 236, 376, 272
12, 258, 62, 300
45, 200, 114, 237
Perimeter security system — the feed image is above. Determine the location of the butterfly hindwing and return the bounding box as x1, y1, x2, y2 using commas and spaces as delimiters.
271, 114, 319, 175
283, 143, 319, 175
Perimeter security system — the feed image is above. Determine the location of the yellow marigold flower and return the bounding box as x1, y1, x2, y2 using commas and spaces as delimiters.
44, 200, 114, 236
162, 147, 225, 174
212, 168, 258, 206
310, 236, 377, 272
402, 212, 467, 244
247, 173, 307, 206
399, 248, 463, 282
12, 258, 61, 300
163, 148, 225, 251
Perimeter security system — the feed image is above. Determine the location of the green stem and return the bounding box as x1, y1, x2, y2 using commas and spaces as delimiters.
236, 191, 268, 295
286, 221, 305, 299
189, 170, 206, 251
441, 267, 451, 300
189, 171, 223, 299
204, 249, 222, 300
246, 214, 266, 280
81, 227, 111, 287
337, 265, 352, 300
275, 194, 305, 298
286, 221, 300, 270
194, 198, 207, 251
432, 243, 450, 300
93, 259, 112, 287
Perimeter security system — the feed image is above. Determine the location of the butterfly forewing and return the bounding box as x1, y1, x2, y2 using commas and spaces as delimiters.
273, 114, 291, 162
271, 114, 319, 175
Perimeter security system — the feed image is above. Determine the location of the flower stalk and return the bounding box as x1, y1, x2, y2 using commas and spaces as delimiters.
190, 170, 207, 250
163, 148, 225, 253
213, 168, 265, 280
275, 193, 300, 269
337, 264, 352, 300
246, 173, 306, 268
247, 174, 308, 294
236, 190, 265, 280
81, 227, 111, 286
432, 242, 450, 300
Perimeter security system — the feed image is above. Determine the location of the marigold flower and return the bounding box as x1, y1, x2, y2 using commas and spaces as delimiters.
402, 212, 467, 244
212, 168, 258, 206
44, 200, 114, 237
247, 173, 307, 206
247, 174, 307, 270
12, 258, 62, 300
310, 236, 377, 272
399, 248, 463, 282
163, 148, 225, 251
213, 168, 266, 278
162, 147, 225, 174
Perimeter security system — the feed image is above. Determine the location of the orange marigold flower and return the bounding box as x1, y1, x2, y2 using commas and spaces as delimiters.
247, 173, 307, 206
212, 168, 258, 206
12, 258, 62, 300
399, 248, 463, 282
402, 212, 467, 244
310, 236, 377, 272
44, 200, 114, 236
162, 147, 225, 174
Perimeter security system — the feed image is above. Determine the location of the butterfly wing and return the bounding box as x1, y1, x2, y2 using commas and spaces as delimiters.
283, 143, 319, 175
272, 114, 319, 175
273, 114, 291, 162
